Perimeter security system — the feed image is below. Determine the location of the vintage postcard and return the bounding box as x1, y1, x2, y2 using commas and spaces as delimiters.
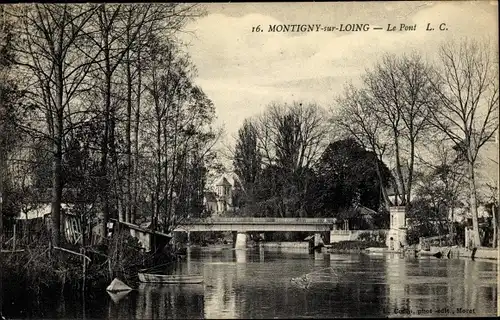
0, 1, 498, 319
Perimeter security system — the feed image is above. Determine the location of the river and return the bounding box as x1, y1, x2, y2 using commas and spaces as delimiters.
2, 246, 498, 318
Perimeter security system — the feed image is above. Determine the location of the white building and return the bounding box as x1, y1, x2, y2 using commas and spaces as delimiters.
18, 203, 74, 220
215, 177, 233, 213
203, 174, 242, 216
386, 206, 408, 251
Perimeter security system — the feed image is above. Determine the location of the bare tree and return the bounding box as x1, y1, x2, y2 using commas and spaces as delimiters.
250, 102, 329, 217
363, 53, 438, 206
140, 35, 219, 234
333, 84, 392, 209
415, 138, 468, 243
257, 102, 328, 170
0, 4, 12, 246
429, 39, 499, 246
119, 3, 197, 224
10, 4, 98, 246
87, 3, 145, 239
82, 3, 202, 240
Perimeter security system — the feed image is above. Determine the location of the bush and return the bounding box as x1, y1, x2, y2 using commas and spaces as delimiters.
357, 230, 386, 244
190, 231, 228, 245
2, 228, 150, 292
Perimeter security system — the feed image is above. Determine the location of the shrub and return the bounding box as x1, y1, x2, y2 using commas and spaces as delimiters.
357, 230, 386, 244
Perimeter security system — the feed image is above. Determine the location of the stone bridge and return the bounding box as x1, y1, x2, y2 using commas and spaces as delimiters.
174, 217, 336, 232
174, 217, 337, 249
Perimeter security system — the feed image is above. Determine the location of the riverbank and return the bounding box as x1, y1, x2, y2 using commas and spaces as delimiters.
0, 231, 179, 294
258, 242, 309, 249
423, 246, 498, 260
323, 240, 386, 253
324, 242, 498, 260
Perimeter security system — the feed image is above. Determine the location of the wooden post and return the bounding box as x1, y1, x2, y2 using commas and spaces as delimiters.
0, 254, 2, 320
81, 248, 86, 319
81, 247, 86, 294
108, 254, 112, 280
12, 221, 16, 252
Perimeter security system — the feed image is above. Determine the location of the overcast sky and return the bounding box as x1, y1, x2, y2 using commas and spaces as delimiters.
180, 1, 498, 145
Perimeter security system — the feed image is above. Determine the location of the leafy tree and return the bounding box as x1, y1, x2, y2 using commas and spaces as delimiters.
233, 119, 261, 202
253, 164, 286, 217
315, 138, 392, 216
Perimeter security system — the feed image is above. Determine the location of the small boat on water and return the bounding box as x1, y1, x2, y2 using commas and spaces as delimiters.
138, 272, 204, 284
417, 250, 443, 258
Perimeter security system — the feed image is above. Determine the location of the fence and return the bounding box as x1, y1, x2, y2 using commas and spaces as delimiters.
2, 215, 98, 250
2, 217, 50, 250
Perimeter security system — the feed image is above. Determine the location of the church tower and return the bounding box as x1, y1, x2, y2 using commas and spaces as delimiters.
215, 177, 233, 214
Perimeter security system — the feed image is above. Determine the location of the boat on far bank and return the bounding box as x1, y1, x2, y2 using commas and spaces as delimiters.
138, 272, 204, 284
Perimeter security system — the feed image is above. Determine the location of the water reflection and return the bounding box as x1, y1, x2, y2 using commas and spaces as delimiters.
204, 262, 239, 319
107, 283, 205, 319
259, 246, 265, 262
235, 248, 246, 264
382, 254, 497, 317
2, 247, 498, 319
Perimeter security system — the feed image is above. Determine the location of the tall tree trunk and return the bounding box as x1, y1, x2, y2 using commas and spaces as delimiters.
0, 7, 3, 307
125, 31, 132, 224
50, 53, 66, 246
166, 107, 179, 231
450, 205, 455, 245
0, 0, 3, 298
154, 119, 161, 232
492, 204, 497, 248
374, 159, 391, 210
132, 53, 141, 224
99, 56, 112, 244
51, 68, 64, 247
163, 122, 169, 231
0, 4, 4, 243
110, 106, 119, 221
406, 138, 415, 205
393, 133, 406, 206
0, 96, 4, 248
467, 160, 481, 246
0, 133, 4, 248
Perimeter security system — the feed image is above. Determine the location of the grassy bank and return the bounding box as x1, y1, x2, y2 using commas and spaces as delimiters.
1, 230, 175, 294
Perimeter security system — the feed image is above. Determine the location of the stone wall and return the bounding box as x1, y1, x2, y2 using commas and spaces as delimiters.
259, 242, 309, 249
330, 230, 388, 243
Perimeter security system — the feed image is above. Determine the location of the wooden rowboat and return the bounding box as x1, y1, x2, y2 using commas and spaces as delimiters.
417, 250, 443, 258
138, 272, 204, 284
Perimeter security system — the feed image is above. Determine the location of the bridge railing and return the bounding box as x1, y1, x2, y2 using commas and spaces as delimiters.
180, 217, 337, 225
330, 230, 351, 235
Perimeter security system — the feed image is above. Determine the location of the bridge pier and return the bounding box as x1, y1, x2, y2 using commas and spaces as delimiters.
235, 232, 248, 249
314, 233, 323, 247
